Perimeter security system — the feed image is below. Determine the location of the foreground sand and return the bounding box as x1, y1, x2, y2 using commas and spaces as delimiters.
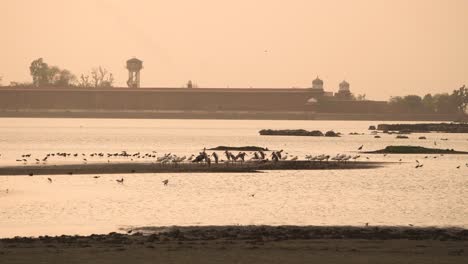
1, 226, 466, 264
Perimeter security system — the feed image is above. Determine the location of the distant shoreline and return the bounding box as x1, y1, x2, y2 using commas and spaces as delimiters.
0, 109, 459, 121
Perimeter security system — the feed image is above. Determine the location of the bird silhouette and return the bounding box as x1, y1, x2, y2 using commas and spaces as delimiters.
358, 145, 363, 150
116, 178, 124, 184
93, 176, 100, 179
47, 178, 52, 183
162, 179, 169, 186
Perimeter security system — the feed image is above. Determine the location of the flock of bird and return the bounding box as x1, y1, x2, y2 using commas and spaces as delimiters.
1, 143, 466, 197
7, 143, 468, 169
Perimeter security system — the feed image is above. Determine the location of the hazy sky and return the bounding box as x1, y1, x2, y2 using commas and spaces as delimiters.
1, 0, 467, 100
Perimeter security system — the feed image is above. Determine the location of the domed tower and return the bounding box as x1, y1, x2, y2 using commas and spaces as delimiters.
336, 80, 352, 98
311, 76, 324, 91
126, 58, 143, 88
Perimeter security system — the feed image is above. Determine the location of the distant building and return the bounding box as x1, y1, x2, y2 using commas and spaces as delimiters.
335, 80, 352, 99
126, 58, 143, 88
311, 76, 324, 91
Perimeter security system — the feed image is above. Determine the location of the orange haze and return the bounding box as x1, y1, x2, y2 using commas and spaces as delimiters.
1, 0, 467, 100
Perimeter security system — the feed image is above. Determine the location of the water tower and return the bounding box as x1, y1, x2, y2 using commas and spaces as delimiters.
126, 58, 143, 88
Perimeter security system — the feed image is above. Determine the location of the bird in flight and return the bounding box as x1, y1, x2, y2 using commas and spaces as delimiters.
358, 145, 363, 150
162, 179, 169, 186
47, 178, 53, 183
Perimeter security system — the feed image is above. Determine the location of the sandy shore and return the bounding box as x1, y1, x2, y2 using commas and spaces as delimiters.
1, 226, 466, 263
0, 160, 388, 176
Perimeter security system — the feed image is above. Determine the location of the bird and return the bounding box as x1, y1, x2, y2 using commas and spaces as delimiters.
250, 194, 255, 197
47, 178, 52, 183
358, 145, 363, 150
162, 179, 169, 186
116, 178, 124, 184
93, 176, 100, 179
456, 165, 460, 169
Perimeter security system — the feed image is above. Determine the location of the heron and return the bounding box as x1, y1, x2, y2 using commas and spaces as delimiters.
212, 152, 219, 164
271, 152, 279, 162
276, 150, 284, 159
258, 150, 266, 160
235, 152, 247, 162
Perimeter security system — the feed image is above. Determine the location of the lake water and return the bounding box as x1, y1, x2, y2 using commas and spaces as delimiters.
0, 118, 467, 238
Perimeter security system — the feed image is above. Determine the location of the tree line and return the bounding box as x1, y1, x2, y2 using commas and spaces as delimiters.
9, 58, 114, 88
388, 86, 467, 115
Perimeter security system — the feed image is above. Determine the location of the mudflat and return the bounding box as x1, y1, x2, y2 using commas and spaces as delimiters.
0, 160, 386, 176
1, 226, 466, 264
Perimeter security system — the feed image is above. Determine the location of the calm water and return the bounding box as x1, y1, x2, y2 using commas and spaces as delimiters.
0, 118, 467, 238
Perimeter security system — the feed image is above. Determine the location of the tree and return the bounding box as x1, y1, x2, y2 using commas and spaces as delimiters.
422, 94, 435, 113
29, 58, 76, 87
433, 93, 457, 114
78, 74, 92, 88
29, 58, 50, 87
355, 94, 366, 101
90, 67, 114, 88
403, 95, 423, 112
451, 85, 468, 114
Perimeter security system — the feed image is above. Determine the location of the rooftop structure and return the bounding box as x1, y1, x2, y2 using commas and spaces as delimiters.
126, 58, 143, 88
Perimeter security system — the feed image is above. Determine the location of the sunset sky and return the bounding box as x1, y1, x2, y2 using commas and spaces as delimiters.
1, 0, 467, 100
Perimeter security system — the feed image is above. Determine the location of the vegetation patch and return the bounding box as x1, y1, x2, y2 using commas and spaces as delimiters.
363, 145, 468, 154
377, 123, 468, 133
259, 129, 341, 137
